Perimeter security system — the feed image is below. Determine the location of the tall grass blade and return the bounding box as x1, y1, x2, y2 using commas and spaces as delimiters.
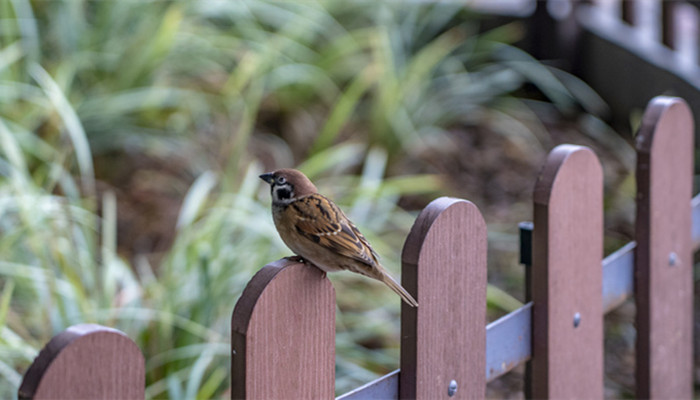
9, 0, 39, 63
0, 42, 23, 72
177, 171, 218, 230
0, 280, 15, 330
312, 66, 375, 153
0, 118, 29, 188
29, 64, 95, 195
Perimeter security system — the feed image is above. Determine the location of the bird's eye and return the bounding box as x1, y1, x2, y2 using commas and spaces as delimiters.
277, 176, 286, 185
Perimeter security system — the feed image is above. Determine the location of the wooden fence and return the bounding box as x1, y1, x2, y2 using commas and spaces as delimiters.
526, 0, 700, 139
17, 94, 697, 399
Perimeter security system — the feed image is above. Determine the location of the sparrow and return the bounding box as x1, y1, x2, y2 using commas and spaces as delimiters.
259, 168, 418, 307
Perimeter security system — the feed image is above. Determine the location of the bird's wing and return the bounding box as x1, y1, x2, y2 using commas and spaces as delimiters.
290, 194, 378, 266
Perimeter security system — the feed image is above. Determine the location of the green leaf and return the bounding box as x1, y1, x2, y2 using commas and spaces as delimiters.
312, 66, 375, 153
0, 280, 15, 331
29, 64, 95, 195
177, 171, 218, 230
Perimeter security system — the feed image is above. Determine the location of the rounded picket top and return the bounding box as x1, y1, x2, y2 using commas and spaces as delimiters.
635, 96, 694, 399
18, 324, 144, 400
231, 259, 335, 400
401, 197, 487, 399
635, 96, 693, 156
533, 144, 603, 207
531, 144, 604, 399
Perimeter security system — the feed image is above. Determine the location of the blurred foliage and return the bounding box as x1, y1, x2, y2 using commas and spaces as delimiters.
0, 0, 632, 398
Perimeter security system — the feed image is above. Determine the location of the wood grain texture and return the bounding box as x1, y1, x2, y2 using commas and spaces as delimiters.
231, 259, 335, 399
18, 324, 144, 400
531, 145, 604, 399
635, 96, 694, 399
400, 197, 487, 399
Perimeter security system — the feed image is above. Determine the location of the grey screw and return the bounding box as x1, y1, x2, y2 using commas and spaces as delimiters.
448, 380, 458, 397
669, 252, 678, 266
573, 312, 581, 328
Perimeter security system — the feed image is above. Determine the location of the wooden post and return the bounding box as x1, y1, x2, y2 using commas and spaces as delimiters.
18, 324, 144, 399
530, 145, 604, 398
635, 96, 694, 399
400, 197, 487, 399
662, 1, 678, 49
621, 0, 636, 26
231, 259, 335, 399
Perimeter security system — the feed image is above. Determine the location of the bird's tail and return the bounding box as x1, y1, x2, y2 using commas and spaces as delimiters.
380, 272, 418, 308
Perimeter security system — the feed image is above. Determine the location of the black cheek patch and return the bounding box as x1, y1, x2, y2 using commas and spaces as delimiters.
276, 188, 291, 200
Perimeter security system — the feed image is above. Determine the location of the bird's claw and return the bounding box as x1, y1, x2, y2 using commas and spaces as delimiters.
283, 256, 325, 278
285, 255, 305, 263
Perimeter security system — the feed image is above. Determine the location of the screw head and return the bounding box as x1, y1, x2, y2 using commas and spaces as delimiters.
573, 312, 581, 328
669, 252, 678, 266
448, 380, 458, 397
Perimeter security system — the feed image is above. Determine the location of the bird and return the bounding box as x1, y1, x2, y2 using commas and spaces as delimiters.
259, 168, 418, 307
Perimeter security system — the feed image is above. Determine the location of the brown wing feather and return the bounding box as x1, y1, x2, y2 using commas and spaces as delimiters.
291, 194, 378, 266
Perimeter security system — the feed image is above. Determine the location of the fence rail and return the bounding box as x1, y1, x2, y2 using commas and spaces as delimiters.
528, 0, 700, 139
17, 95, 697, 399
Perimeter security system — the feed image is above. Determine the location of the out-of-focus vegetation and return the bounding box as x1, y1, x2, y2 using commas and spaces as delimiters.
0, 0, 634, 398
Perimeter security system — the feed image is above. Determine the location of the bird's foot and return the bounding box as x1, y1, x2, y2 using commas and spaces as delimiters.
285, 255, 305, 263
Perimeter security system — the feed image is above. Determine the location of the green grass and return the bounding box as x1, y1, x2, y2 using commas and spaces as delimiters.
0, 0, 622, 398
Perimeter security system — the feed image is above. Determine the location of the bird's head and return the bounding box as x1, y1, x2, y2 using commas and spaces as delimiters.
259, 169, 318, 205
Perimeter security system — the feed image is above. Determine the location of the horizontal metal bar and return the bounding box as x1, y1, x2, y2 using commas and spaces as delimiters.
485, 302, 533, 381
336, 369, 398, 400
483, 194, 700, 381
602, 241, 635, 312
336, 193, 700, 399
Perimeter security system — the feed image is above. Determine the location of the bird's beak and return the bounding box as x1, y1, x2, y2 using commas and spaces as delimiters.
259, 173, 274, 184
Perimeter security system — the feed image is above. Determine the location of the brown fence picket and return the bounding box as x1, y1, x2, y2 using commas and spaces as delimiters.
662, 1, 678, 49
231, 259, 335, 399
635, 96, 694, 399
530, 145, 604, 398
18, 324, 144, 399
400, 197, 487, 399
621, 0, 636, 26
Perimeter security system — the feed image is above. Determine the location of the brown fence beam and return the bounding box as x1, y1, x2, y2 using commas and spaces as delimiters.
18, 324, 144, 400
662, 1, 678, 49
400, 197, 487, 399
635, 96, 694, 399
231, 259, 335, 399
530, 145, 604, 398
621, 0, 636, 26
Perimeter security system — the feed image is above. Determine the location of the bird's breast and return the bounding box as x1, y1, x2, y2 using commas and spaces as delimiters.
271, 204, 344, 273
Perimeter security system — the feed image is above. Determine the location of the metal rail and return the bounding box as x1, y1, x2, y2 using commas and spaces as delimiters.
335, 193, 700, 399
